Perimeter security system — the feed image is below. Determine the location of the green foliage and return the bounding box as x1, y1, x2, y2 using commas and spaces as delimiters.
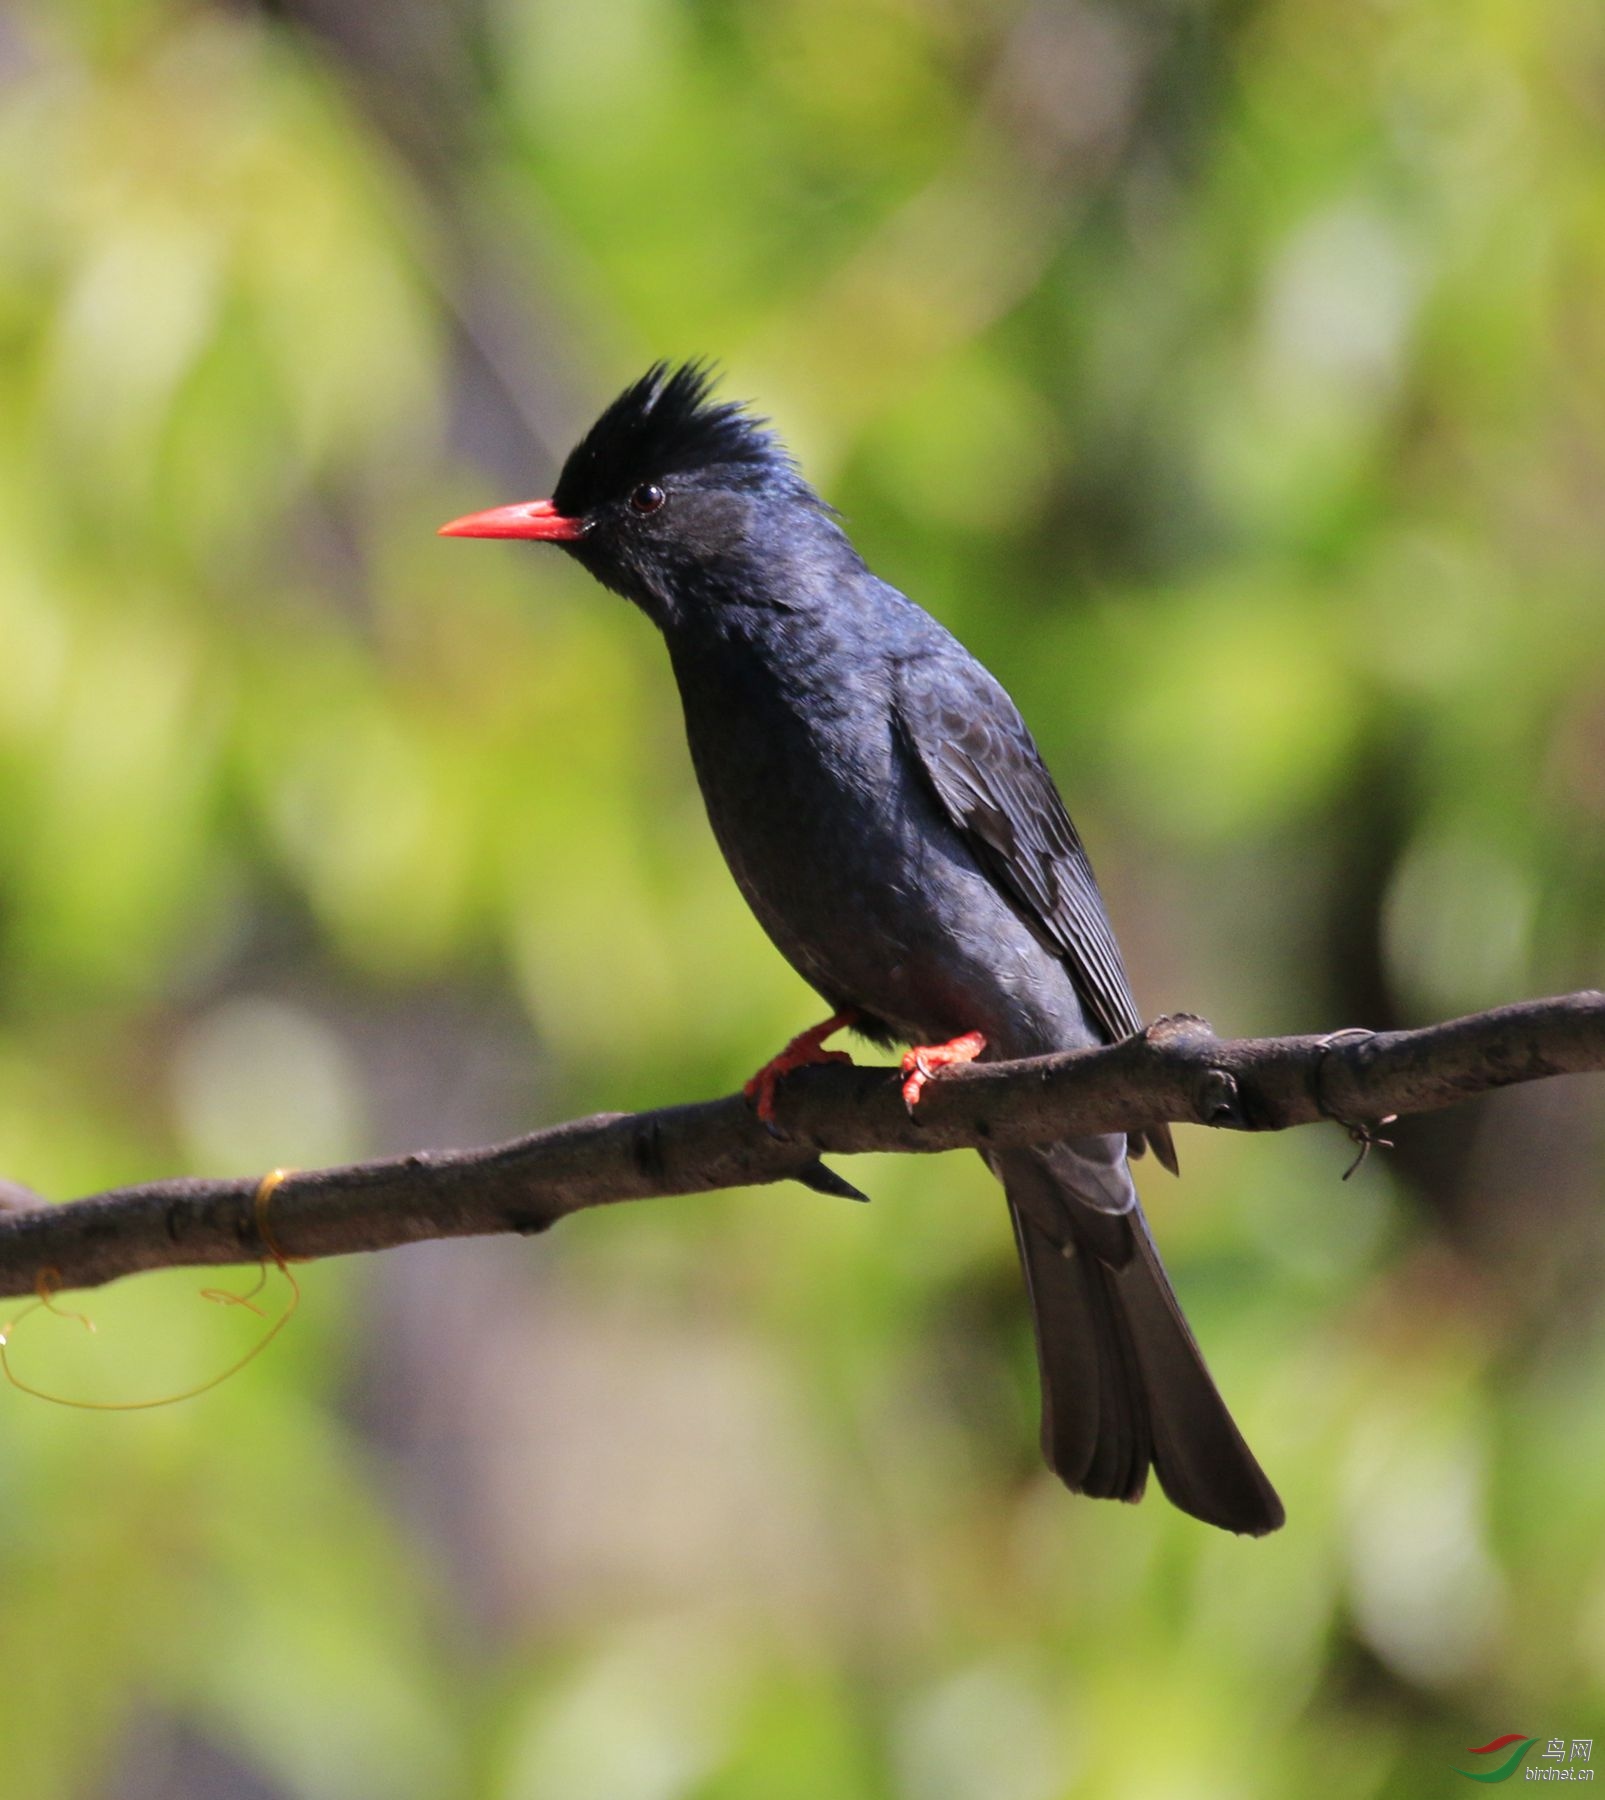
1, 0, 1602, 1793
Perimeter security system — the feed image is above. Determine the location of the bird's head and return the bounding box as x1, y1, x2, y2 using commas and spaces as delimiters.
439, 362, 832, 621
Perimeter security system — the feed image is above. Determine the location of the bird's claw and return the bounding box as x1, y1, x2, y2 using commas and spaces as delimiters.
747, 1049, 853, 1126
744, 1012, 858, 1127
899, 1030, 986, 1112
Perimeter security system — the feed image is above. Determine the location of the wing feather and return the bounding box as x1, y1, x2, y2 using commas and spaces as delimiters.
895, 651, 1178, 1173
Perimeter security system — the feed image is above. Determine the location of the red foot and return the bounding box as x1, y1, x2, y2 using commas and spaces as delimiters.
900, 1030, 986, 1111
745, 1011, 858, 1124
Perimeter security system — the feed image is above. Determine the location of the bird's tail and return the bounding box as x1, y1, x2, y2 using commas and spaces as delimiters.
995, 1145, 1284, 1536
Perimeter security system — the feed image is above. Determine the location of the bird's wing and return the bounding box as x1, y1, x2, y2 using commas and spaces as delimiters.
894, 649, 1178, 1173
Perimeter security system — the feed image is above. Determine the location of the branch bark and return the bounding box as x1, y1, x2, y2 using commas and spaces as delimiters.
0, 991, 1600, 1301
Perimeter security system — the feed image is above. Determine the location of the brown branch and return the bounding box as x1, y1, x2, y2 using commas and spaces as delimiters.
0, 992, 1600, 1301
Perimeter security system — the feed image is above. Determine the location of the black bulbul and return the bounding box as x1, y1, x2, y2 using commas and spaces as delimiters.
440, 362, 1284, 1534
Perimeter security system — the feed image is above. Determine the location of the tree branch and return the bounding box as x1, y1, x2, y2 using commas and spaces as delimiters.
0, 991, 1600, 1301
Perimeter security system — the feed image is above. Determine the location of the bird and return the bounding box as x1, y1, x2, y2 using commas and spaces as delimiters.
439, 361, 1284, 1535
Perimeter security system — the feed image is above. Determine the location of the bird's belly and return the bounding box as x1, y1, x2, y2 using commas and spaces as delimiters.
697, 734, 1079, 1051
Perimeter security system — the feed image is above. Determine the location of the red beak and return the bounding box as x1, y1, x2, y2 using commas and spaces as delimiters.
436, 497, 587, 541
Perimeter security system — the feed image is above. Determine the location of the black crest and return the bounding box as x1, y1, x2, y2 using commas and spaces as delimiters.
552, 361, 797, 515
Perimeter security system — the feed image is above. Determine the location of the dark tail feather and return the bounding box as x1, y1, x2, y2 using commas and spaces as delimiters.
1003, 1155, 1284, 1536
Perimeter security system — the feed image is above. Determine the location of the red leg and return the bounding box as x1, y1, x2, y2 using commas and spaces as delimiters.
745, 1010, 858, 1124
900, 1030, 986, 1111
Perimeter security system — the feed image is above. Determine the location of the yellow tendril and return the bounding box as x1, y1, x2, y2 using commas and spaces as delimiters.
0, 1169, 301, 1411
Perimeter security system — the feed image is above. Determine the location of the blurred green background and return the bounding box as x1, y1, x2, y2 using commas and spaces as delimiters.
2, 0, 1603, 1794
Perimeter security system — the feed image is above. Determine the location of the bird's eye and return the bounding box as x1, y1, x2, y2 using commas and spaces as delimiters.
630, 483, 666, 514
